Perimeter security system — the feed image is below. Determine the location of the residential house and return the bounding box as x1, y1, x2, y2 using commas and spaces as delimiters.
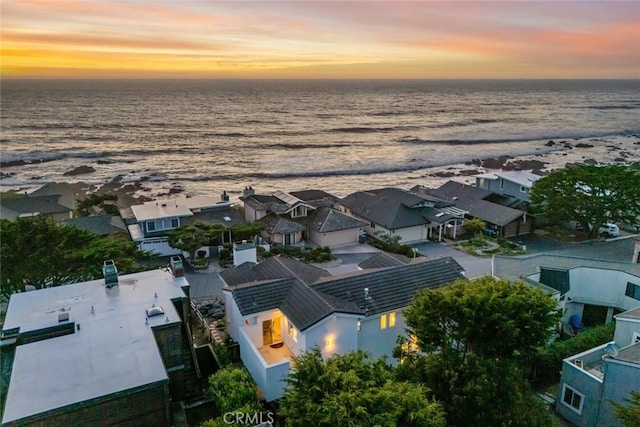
474, 170, 542, 203
493, 254, 640, 329
120, 192, 241, 256
0, 259, 202, 426
556, 307, 640, 427
241, 188, 367, 247
339, 187, 465, 244
62, 214, 127, 236
414, 181, 531, 238
0, 194, 73, 222
223, 255, 465, 401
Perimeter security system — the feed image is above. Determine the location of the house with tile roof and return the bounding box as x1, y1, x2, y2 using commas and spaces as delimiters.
556, 307, 640, 427
223, 257, 465, 401
240, 188, 367, 247
413, 181, 532, 238
339, 187, 466, 243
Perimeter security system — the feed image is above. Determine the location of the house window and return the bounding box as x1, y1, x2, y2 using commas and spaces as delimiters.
380, 314, 387, 330
288, 321, 298, 342
357, 320, 361, 331
561, 384, 584, 414
625, 282, 640, 300
146, 218, 180, 233
389, 312, 396, 327
326, 336, 335, 349
370, 223, 376, 229
520, 186, 529, 193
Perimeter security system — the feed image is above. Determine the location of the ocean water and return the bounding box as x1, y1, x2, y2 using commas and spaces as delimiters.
1, 79, 639, 199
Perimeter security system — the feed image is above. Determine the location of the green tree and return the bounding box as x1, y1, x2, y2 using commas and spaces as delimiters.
611, 390, 640, 427
166, 221, 225, 260
464, 218, 486, 237
0, 216, 149, 297
399, 276, 558, 426
75, 193, 119, 217
281, 348, 445, 427
230, 222, 264, 242
203, 366, 261, 427
531, 164, 640, 238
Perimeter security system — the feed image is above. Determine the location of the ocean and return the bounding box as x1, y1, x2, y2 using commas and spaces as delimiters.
1, 79, 639, 200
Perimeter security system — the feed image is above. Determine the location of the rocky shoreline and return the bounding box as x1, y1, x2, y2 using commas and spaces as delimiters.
4, 136, 639, 205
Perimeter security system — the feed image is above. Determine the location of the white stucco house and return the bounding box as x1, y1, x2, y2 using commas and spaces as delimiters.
222, 256, 465, 401
493, 254, 640, 329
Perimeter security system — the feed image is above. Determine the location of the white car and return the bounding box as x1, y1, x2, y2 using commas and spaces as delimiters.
598, 223, 620, 238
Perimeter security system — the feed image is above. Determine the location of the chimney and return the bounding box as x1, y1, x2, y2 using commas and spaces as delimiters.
364, 288, 370, 300
103, 260, 118, 288
221, 190, 230, 202
170, 256, 185, 277
633, 237, 640, 264
243, 186, 255, 198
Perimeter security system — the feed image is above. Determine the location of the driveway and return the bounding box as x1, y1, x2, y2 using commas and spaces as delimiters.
412, 242, 492, 279
510, 233, 639, 262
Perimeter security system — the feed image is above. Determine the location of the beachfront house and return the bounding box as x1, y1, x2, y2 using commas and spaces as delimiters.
120, 192, 242, 256
414, 181, 532, 238
338, 187, 466, 243
240, 188, 367, 247
0, 194, 73, 222
0, 259, 202, 426
555, 307, 640, 427
222, 256, 465, 401
474, 170, 542, 204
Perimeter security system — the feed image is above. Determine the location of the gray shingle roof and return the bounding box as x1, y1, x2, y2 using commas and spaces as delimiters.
230, 277, 362, 331
260, 214, 306, 234
62, 215, 127, 236
298, 207, 367, 233
220, 256, 331, 287
358, 252, 412, 269
313, 257, 464, 316
340, 188, 454, 229
227, 255, 464, 330
230, 278, 294, 315
1, 195, 72, 219
422, 181, 526, 226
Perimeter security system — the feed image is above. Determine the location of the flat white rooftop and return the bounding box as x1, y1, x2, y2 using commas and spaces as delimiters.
130, 196, 232, 221
2, 268, 189, 425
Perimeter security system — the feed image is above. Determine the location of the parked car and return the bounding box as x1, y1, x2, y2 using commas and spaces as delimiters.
597, 223, 620, 238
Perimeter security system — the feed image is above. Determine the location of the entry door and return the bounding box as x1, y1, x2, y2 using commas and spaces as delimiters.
262, 317, 282, 346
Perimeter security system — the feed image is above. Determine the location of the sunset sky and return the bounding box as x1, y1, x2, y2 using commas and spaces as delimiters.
2, 0, 639, 79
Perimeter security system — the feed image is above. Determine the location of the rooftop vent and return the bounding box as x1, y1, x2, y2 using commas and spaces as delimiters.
103, 260, 118, 288
146, 304, 165, 318
364, 288, 371, 300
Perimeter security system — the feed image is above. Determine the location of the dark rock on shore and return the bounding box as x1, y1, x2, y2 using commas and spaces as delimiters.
63, 165, 96, 176
575, 143, 594, 148
545, 140, 555, 146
